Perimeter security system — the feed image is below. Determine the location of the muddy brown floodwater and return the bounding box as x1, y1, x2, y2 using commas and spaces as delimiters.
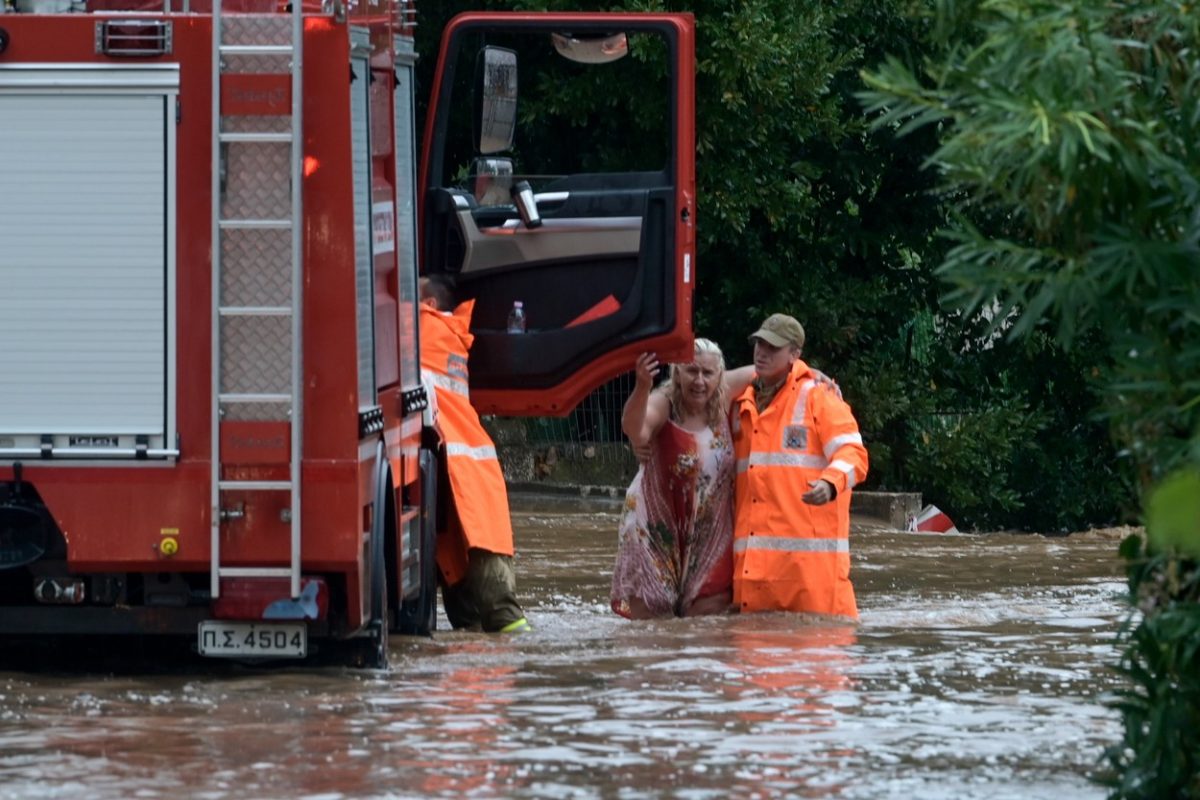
0, 495, 1130, 799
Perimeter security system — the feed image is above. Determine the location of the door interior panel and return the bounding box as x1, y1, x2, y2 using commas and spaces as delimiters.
443, 189, 673, 389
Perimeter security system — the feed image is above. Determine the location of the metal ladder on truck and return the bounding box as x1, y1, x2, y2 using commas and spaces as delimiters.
209, 0, 304, 599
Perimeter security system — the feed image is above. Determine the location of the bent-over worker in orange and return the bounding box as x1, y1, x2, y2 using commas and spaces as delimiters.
419, 275, 529, 633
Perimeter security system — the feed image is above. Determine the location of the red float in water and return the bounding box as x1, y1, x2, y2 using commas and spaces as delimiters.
908, 504, 959, 534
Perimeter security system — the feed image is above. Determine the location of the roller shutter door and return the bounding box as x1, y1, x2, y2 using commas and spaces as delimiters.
0, 66, 178, 459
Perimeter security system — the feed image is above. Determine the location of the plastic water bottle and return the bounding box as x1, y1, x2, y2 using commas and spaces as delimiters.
507, 301, 527, 333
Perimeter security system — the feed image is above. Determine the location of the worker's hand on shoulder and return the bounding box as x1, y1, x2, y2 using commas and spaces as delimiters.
810, 368, 842, 399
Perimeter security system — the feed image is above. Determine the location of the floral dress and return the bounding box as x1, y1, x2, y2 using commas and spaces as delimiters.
611, 416, 735, 618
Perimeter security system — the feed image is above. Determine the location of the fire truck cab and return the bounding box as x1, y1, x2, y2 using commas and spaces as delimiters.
0, 1, 695, 667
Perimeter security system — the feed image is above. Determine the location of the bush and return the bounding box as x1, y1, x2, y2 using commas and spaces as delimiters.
1103, 520, 1200, 798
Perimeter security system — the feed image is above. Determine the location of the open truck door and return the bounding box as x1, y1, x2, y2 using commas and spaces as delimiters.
420, 13, 696, 415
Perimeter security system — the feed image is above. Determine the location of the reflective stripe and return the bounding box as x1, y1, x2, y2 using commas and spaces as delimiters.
823, 432, 863, 459
445, 354, 470, 382
736, 451, 829, 473
499, 617, 531, 633
445, 443, 498, 460
830, 458, 857, 489
429, 372, 469, 397
790, 379, 816, 425
734, 536, 849, 554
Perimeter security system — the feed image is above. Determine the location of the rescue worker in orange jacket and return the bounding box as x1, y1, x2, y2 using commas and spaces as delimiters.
731, 313, 868, 619
419, 275, 529, 633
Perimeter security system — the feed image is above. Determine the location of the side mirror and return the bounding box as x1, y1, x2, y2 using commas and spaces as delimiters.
475, 46, 517, 155
472, 157, 514, 206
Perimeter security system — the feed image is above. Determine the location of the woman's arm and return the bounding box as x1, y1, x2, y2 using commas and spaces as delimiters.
724, 365, 756, 400
724, 363, 841, 400
622, 353, 670, 448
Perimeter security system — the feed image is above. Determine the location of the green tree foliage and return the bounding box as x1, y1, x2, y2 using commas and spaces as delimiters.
860, 1, 1200, 795
860, 0, 1200, 488
1110, 522, 1200, 798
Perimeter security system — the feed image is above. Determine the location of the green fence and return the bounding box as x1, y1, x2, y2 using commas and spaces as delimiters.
488, 373, 639, 485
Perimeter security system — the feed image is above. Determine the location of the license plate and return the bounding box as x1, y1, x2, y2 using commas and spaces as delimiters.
198, 621, 307, 658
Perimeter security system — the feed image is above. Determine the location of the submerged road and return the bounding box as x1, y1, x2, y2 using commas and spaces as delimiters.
0, 495, 1128, 799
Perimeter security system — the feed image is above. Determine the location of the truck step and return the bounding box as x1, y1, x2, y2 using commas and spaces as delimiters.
218, 306, 292, 317
218, 132, 294, 144
219, 45, 294, 57
217, 392, 291, 404
218, 567, 295, 578
219, 480, 292, 491
219, 219, 293, 230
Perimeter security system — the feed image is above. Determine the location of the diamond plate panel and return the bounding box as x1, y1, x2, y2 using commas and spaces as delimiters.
221, 228, 291, 307
220, 53, 293, 76
223, 15, 292, 46
222, 401, 290, 422
222, 115, 291, 134
222, 141, 290, 220
221, 315, 291, 394
215, 18, 296, 427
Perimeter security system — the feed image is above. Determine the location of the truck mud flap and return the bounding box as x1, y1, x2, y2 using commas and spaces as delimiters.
392, 447, 437, 636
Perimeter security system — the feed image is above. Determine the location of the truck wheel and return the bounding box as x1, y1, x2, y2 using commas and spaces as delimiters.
393, 447, 438, 636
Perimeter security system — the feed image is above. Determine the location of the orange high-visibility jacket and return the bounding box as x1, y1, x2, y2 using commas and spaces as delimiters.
731, 359, 868, 618
419, 300, 515, 586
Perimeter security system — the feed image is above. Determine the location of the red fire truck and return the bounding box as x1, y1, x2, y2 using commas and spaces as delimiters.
0, 1, 695, 667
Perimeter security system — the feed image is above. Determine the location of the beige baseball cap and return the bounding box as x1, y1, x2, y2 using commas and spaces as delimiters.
749, 313, 805, 349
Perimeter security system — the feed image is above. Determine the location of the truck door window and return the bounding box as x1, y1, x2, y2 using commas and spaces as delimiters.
439, 30, 669, 202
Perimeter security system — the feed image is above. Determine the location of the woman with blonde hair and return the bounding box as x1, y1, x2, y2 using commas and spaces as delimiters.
611, 338, 750, 618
